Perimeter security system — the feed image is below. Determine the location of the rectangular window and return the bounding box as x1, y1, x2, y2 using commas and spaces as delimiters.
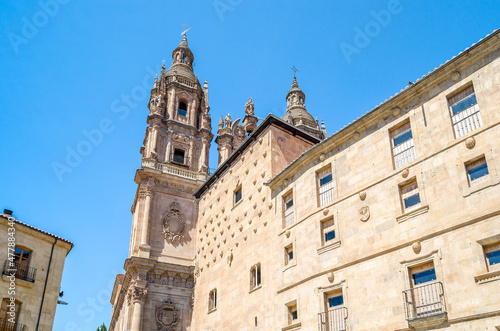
466, 157, 489, 185
250, 264, 261, 289
178, 101, 188, 117
172, 149, 185, 164
400, 180, 421, 211
234, 187, 242, 204
321, 218, 336, 246
448, 85, 482, 138
410, 262, 437, 286
318, 167, 334, 206
485, 243, 500, 272
286, 300, 298, 325
208, 289, 217, 312
285, 244, 294, 266
283, 192, 294, 228
328, 295, 344, 308
391, 122, 416, 169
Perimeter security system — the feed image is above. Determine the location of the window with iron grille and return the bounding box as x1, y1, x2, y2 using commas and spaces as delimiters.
283, 192, 294, 228
400, 179, 421, 212
448, 85, 482, 138
318, 167, 334, 206
391, 122, 416, 169
466, 157, 489, 186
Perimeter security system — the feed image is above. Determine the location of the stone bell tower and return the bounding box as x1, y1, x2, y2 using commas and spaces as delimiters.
109, 34, 213, 331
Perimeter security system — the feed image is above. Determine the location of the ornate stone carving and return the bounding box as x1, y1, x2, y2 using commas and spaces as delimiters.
402, 168, 409, 178
319, 153, 326, 162
130, 286, 147, 304
155, 299, 180, 331
138, 270, 147, 281
353, 132, 360, 141
451, 71, 461, 82
392, 107, 401, 117
172, 132, 190, 144
162, 202, 186, 242
147, 273, 156, 283
323, 208, 329, 216
359, 206, 370, 222
149, 94, 165, 114
245, 97, 255, 115
412, 241, 422, 254
327, 272, 334, 283
465, 137, 476, 149
359, 191, 366, 201
225, 113, 232, 128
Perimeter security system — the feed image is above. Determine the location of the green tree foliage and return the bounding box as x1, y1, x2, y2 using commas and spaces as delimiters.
96, 323, 107, 331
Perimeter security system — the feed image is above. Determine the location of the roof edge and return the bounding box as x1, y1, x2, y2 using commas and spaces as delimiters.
193, 114, 321, 199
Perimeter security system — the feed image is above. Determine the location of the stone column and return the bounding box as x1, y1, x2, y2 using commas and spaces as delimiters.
139, 188, 154, 256
129, 286, 147, 331
167, 88, 176, 119
188, 137, 194, 169
199, 137, 208, 172
150, 125, 159, 158
165, 130, 172, 163
190, 99, 198, 125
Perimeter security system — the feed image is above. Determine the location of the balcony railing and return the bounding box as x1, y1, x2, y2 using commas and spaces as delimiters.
142, 159, 209, 181
402, 281, 446, 321
0, 318, 27, 331
2, 260, 37, 283
318, 307, 348, 331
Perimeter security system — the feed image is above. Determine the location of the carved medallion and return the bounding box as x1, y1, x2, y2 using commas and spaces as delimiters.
155, 299, 180, 331
451, 71, 461, 82
412, 241, 422, 254
327, 272, 334, 283
162, 202, 186, 242
465, 137, 476, 149
359, 206, 370, 222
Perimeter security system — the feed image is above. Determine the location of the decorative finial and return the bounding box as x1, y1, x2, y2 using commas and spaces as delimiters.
161, 60, 165, 71
154, 74, 158, 82
181, 24, 191, 36
291, 65, 298, 78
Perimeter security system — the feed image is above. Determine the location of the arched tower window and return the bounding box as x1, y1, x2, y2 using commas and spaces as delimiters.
178, 102, 187, 117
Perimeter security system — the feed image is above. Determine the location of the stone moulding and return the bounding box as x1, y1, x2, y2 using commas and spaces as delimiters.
396, 205, 429, 223
474, 270, 500, 284
317, 240, 341, 255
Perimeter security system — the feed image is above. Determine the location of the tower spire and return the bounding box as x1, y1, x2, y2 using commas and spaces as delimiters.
282, 76, 325, 139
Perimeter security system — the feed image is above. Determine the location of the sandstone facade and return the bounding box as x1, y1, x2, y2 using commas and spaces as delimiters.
0, 212, 73, 331
111, 29, 500, 330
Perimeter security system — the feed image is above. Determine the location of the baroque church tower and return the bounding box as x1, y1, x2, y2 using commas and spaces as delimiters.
109, 34, 213, 331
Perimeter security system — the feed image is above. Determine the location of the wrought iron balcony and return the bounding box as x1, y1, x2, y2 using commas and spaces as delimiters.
0, 318, 27, 331
403, 281, 447, 327
318, 307, 347, 331
2, 260, 37, 283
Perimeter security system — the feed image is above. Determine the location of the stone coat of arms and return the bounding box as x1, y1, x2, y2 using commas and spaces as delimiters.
162, 202, 186, 242
155, 299, 180, 331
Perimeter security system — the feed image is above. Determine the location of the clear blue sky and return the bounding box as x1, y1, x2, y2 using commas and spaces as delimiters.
0, 0, 499, 329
